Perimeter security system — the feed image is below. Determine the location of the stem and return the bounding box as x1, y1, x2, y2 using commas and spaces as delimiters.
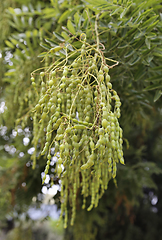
95, 14, 100, 52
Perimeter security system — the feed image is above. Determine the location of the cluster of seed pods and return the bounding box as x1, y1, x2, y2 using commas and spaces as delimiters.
30, 40, 124, 228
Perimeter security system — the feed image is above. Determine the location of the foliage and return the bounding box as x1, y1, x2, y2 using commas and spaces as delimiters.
5, 219, 63, 240
0, 0, 162, 239
0, 125, 45, 224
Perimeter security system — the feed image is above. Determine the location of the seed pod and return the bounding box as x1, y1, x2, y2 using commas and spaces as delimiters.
30, 35, 124, 228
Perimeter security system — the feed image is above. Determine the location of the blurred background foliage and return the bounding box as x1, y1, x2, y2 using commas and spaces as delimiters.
0, 0, 162, 239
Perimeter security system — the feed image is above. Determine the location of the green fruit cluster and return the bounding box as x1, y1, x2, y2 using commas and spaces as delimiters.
30, 37, 124, 228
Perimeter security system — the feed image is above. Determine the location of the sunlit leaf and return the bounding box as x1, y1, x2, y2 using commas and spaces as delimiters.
141, 15, 158, 29
110, 7, 122, 16
67, 19, 76, 35
146, 20, 159, 32
74, 12, 80, 27
53, 32, 65, 42
61, 31, 70, 41
4, 70, 16, 76
58, 10, 71, 23
5, 40, 15, 49
49, 46, 63, 53
136, 8, 153, 23
37, 52, 48, 58
40, 43, 51, 50
45, 38, 58, 47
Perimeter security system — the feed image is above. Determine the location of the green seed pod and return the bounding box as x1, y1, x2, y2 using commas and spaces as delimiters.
41, 112, 47, 120
57, 165, 62, 175
103, 65, 109, 73
29, 36, 124, 228
81, 160, 93, 170
120, 157, 125, 165
102, 119, 108, 128
51, 70, 56, 76
99, 74, 104, 82
35, 104, 41, 112
31, 76, 35, 82
89, 138, 95, 150
40, 72, 45, 77
107, 82, 112, 89
49, 79, 53, 86
58, 157, 63, 164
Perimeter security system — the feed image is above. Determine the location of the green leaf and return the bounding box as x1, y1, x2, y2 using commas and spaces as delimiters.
118, 43, 129, 49
13, 15, 23, 28
58, 10, 71, 23
153, 52, 162, 57
146, 56, 153, 63
127, 22, 139, 28
128, 56, 141, 66
154, 90, 162, 102
151, 65, 162, 71
66, 44, 74, 52
40, 43, 51, 50
67, 19, 76, 35
45, 38, 58, 47
130, 2, 146, 18
140, 15, 158, 29
146, 20, 159, 32
26, 30, 31, 38
42, 8, 57, 18
120, 7, 128, 19
8, 20, 17, 29
134, 31, 145, 39
58, 5, 84, 23
53, 32, 65, 42
124, 50, 135, 58
144, 83, 162, 91
37, 52, 48, 58
71, 41, 82, 49
59, 49, 66, 56
134, 65, 146, 81
10, 38, 19, 46
4, 69, 16, 76
62, 26, 69, 33
141, 47, 154, 59
33, 29, 38, 37
132, 38, 145, 49
74, 12, 80, 27
145, 38, 150, 49
5, 40, 15, 49
61, 31, 70, 41
96, 4, 117, 11
6, 7, 16, 15
84, 0, 108, 5
99, 11, 108, 19
49, 46, 63, 53
153, 48, 162, 57
136, 8, 153, 23
144, 0, 162, 8
145, 75, 162, 82
110, 7, 122, 16
146, 33, 156, 39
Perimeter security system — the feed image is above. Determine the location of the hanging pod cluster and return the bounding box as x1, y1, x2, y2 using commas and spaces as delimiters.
30, 36, 124, 228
